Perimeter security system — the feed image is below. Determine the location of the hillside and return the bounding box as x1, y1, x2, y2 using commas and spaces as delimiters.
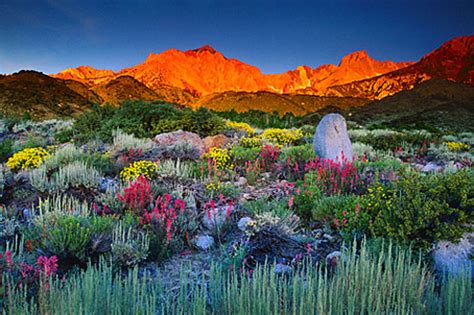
194, 91, 369, 115
91, 76, 162, 106
348, 79, 474, 131
0, 71, 93, 118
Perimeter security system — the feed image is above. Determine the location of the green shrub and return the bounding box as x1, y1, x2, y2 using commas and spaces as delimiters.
243, 198, 293, 219
231, 146, 260, 165
27, 212, 94, 260
54, 128, 74, 144
291, 185, 322, 223
279, 144, 314, 163
366, 169, 474, 249
0, 138, 13, 162
72, 102, 225, 143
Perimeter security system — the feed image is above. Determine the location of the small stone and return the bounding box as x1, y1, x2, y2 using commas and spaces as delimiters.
421, 162, 443, 173
195, 235, 215, 250
432, 232, 474, 279
323, 234, 334, 241
274, 263, 292, 274
237, 217, 253, 231
326, 251, 343, 267
235, 177, 248, 187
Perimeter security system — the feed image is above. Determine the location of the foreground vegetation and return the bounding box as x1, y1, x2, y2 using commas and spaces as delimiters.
0, 101, 473, 314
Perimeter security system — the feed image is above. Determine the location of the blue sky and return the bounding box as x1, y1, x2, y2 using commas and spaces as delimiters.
0, 0, 472, 74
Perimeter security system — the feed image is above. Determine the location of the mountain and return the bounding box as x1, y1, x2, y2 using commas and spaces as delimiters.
2, 34, 471, 117
54, 45, 411, 98
53, 65, 115, 87
347, 79, 474, 131
327, 35, 474, 99
0, 71, 93, 118
194, 91, 369, 115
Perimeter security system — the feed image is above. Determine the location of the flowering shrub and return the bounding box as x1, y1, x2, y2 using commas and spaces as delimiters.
239, 136, 262, 148
444, 141, 470, 152
6, 147, 49, 170
304, 156, 365, 195
0, 250, 58, 291
261, 128, 303, 145
244, 159, 261, 185
120, 160, 159, 182
140, 193, 192, 261
203, 196, 234, 242
118, 175, 154, 214
202, 148, 233, 170
225, 121, 255, 135
259, 144, 280, 171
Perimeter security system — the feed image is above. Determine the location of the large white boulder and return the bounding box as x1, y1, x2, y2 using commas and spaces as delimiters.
313, 113, 353, 161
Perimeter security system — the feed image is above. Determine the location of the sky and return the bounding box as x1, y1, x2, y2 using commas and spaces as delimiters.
0, 0, 473, 75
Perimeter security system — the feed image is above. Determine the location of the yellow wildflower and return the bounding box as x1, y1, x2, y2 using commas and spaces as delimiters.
6, 147, 49, 171
120, 160, 159, 182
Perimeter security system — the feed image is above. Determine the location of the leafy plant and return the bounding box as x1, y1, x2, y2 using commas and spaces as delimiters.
367, 169, 474, 249
111, 223, 149, 268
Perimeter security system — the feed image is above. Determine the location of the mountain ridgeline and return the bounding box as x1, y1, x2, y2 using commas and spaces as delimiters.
0, 34, 472, 120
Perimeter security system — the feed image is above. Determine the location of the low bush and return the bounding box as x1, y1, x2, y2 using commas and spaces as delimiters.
366, 169, 474, 249
261, 128, 304, 145
111, 223, 149, 268
6, 147, 49, 171
225, 120, 255, 136
0, 138, 13, 162
120, 160, 159, 182
202, 148, 233, 170
30, 160, 102, 193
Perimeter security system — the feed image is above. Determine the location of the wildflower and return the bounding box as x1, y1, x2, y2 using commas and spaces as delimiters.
118, 175, 153, 214
20, 262, 34, 278
261, 128, 304, 145
288, 196, 294, 208
120, 160, 159, 182
6, 147, 49, 170
5, 250, 13, 268
203, 148, 233, 170
25, 240, 33, 252
225, 121, 255, 135
36, 255, 58, 277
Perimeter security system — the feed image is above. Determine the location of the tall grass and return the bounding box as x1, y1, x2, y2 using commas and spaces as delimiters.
4, 241, 472, 314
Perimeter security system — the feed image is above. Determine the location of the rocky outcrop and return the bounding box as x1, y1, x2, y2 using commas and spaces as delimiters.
203, 134, 231, 152
154, 130, 205, 157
